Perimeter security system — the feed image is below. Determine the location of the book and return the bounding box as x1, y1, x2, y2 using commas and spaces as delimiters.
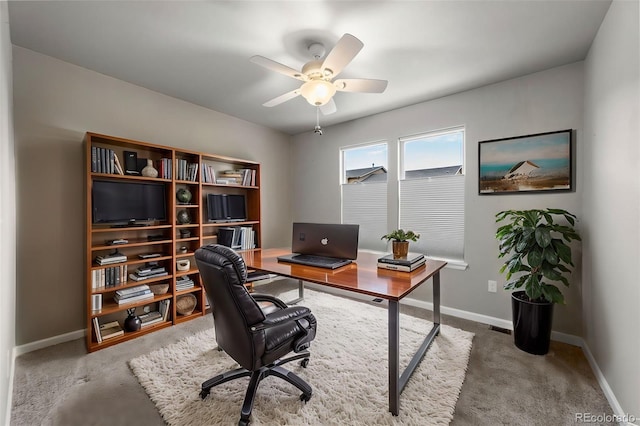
139, 311, 163, 327
95, 254, 127, 265
129, 271, 168, 281
99, 320, 124, 340
114, 291, 153, 304
377, 257, 426, 272
115, 289, 152, 300
159, 299, 171, 321
92, 317, 102, 343
113, 153, 125, 175
377, 252, 425, 266
116, 284, 150, 297
135, 267, 166, 276
116, 284, 149, 295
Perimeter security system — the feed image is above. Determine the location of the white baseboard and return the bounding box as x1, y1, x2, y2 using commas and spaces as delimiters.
5, 346, 15, 426
13, 329, 85, 357
580, 343, 638, 426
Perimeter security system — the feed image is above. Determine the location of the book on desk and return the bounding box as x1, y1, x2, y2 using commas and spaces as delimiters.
377, 252, 426, 272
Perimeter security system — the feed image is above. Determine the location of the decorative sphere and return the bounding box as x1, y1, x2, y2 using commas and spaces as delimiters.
176, 188, 192, 204
177, 209, 191, 224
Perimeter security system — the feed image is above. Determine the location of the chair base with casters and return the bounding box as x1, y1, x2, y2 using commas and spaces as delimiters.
200, 351, 312, 426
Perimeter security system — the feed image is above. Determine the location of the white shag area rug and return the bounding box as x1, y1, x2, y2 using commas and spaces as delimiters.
129, 289, 474, 425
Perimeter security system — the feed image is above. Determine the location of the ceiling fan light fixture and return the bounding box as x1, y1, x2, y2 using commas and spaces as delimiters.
300, 80, 336, 106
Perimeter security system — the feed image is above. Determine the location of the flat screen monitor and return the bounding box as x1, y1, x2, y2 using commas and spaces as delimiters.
207, 194, 247, 222
92, 180, 167, 224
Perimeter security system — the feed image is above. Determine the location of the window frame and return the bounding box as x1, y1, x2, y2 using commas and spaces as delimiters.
399, 126, 465, 180
340, 140, 388, 185
397, 126, 467, 267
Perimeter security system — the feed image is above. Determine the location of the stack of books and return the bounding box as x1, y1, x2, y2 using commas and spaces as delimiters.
377, 252, 426, 272
218, 226, 255, 250
140, 299, 171, 328
176, 276, 194, 291
95, 252, 127, 265
129, 264, 168, 282
114, 284, 154, 305
93, 318, 124, 343
175, 159, 198, 181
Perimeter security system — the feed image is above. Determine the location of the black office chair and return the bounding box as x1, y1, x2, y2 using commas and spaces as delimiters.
195, 244, 317, 426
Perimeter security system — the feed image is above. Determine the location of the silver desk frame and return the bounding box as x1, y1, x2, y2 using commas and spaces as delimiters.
287, 273, 441, 416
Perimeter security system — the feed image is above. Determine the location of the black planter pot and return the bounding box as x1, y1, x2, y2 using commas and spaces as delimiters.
511, 291, 554, 355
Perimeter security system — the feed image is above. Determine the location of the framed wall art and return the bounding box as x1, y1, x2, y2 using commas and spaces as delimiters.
478, 129, 573, 195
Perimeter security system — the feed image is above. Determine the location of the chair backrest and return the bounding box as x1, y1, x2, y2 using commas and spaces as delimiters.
195, 244, 266, 369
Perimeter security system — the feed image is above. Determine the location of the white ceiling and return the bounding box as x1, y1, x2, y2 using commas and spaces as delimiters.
8, 1, 611, 135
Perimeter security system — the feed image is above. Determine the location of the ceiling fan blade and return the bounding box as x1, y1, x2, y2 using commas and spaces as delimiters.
321, 33, 364, 78
250, 56, 307, 81
263, 89, 301, 107
334, 78, 388, 93
319, 98, 337, 115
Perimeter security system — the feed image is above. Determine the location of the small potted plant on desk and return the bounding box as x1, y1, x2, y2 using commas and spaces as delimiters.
381, 229, 420, 258
495, 208, 581, 355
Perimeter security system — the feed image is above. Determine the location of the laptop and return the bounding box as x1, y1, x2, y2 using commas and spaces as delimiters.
277, 223, 360, 269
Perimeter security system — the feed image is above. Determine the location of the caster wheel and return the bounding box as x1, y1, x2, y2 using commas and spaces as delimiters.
300, 392, 312, 403
300, 358, 310, 368
199, 389, 210, 400
238, 420, 249, 426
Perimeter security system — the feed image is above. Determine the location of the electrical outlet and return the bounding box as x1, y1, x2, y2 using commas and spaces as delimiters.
488, 280, 497, 293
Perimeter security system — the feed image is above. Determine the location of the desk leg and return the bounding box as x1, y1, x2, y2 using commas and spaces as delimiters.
388, 271, 442, 416
286, 280, 305, 305
433, 271, 441, 325
389, 300, 400, 416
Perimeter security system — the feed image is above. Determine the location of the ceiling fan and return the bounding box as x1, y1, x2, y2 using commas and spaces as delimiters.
250, 33, 388, 115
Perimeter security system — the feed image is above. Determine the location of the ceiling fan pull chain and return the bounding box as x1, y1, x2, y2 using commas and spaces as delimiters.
314, 107, 323, 136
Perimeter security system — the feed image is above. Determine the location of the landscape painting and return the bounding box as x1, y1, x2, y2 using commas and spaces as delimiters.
478, 129, 572, 194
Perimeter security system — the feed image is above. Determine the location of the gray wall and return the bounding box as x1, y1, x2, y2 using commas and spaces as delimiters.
0, 3, 16, 424
583, 0, 639, 418
291, 63, 585, 336
12, 46, 293, 346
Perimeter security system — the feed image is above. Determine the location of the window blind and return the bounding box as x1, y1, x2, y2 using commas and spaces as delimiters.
399, 174, 465, 261
342, 182, 388, 251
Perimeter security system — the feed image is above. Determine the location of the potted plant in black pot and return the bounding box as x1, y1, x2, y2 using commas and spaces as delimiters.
495, 208, 581, 355
381, 229, 420, 258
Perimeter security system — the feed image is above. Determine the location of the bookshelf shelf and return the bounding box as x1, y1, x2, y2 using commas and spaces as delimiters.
85, 132, 261, 352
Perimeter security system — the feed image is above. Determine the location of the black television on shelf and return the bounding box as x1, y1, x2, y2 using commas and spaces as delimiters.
207, 194, 247, 222
92, 180, 167, 225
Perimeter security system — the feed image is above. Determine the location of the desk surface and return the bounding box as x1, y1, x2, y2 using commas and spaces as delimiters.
240, 248, 447, 301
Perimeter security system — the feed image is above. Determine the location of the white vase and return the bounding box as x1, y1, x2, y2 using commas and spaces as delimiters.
141, 159, 158, 178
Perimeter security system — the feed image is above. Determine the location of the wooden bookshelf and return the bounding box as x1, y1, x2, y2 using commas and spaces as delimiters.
84, 132, 261, 352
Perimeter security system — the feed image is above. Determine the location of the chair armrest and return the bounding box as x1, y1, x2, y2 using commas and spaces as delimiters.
251, 293, 288, 310
263, 306, 311, 325
249, 306, 312, 331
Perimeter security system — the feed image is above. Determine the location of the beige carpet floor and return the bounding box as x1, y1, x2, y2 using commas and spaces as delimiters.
10, 279, 614, 425
129, 289, 474, 425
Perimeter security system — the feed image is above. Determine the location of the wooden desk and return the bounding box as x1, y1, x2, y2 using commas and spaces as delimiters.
240, 248, 447, 416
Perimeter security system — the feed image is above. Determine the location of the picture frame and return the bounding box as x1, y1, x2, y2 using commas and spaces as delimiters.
478, 129, 573, 195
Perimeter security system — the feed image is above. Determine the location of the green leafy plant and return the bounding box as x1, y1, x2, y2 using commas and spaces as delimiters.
495, 208, 581, 304
381, 229, 420, 242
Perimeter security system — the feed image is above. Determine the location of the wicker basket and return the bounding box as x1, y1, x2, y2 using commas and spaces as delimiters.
176, 294, 197, 316
149, 283, 169, 295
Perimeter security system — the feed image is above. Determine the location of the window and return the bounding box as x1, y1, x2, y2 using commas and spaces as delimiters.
399, 128, 465, 262
341, 142, 388, 251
